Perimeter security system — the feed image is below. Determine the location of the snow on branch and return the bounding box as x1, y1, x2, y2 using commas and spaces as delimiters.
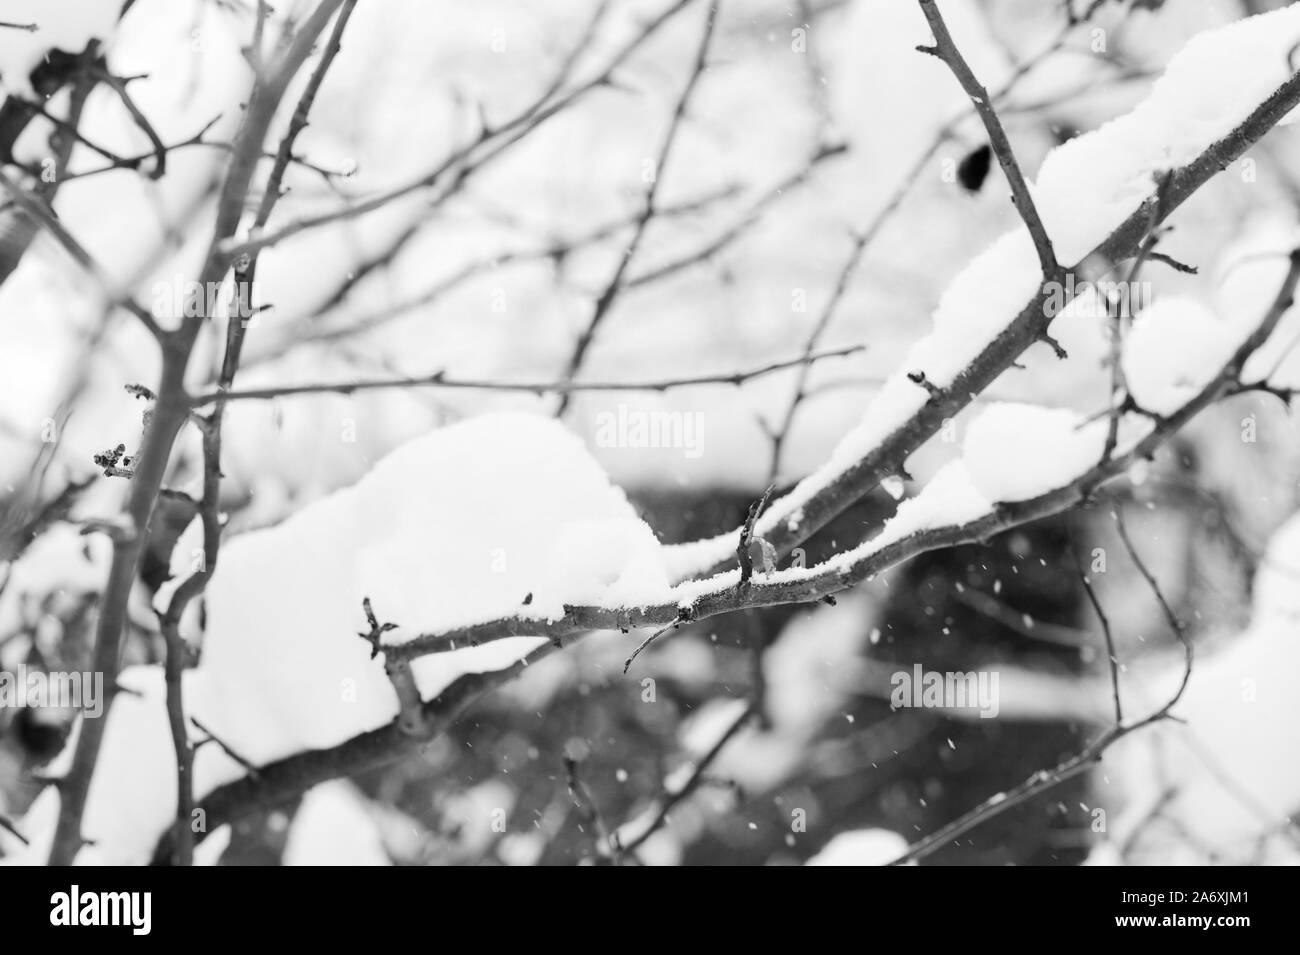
15, 2, 1300, 868
385, 248, 1300, 663
158, 247, 1298, 861
668, 3, 1300, 579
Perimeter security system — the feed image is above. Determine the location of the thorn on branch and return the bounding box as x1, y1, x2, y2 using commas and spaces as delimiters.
1038, 330, 1068, 360
1146, 250, 1197, 275
906, 370, 942, 396
190, 716, 261, 779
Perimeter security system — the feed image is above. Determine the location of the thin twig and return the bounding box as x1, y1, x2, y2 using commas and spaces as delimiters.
556, 0, 720, 413
565, 756, 615, 861
615, 702, 757, 856
218, 0, 699, 260
1073, 548, 1123, 724
189, 344, 864, 405
918, 0, 1059, 277
0, 813, 29, 846
888, 523, 1194, 865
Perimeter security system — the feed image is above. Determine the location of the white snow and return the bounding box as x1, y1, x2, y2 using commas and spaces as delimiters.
9, 1, 1300, 868
734, 4, 1300, 547
1033, 4, 1300, 264
195, 412, 668, 761
1213, 214, 1300, 387
15, 412, 681, 863
1123, 297, 1236, 415
870, 460, 992, 549
962, 403, 1107, 503
282, 781, 391, 866
806, 828, 909, 866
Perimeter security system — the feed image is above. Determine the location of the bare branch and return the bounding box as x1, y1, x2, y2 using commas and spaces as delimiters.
1073, 547, 1123, 724
615, 702, 756, 857
556, 0, 720, 412
887, 521, 1196, 866
49, 0, 351, 866
918, 0, 1059, 276
189, 344, 864, 405
217, 0, 698, 260
379, 247, 1300, 664
698, 64, 1300, 576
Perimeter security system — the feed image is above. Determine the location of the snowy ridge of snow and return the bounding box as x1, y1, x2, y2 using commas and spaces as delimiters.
193, 412, 667, 761
743, 460, 992, 590
963, 403, 1108, 503
1122, 297, 1238, 416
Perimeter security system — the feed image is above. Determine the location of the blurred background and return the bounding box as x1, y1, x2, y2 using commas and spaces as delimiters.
1, 0, 1299, 865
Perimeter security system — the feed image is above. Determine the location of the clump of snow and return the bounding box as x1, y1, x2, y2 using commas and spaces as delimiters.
871, 461, 992, 550
1213, 215, 1300, 387
962, 403, 1107, 503
283, 782, 390, 866
806, 828, 909, 866
15, 413, 677, 864
195, 412, 670, 761
1034, 5, 1300, 263
1248, 509, 1300, 620
1122, 297, 1236, 415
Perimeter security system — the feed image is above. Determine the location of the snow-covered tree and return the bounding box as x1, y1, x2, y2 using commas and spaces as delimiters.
1, 0, 1299, 867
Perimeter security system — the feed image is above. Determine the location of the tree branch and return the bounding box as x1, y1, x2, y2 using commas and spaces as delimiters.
918, 0, 1059, 277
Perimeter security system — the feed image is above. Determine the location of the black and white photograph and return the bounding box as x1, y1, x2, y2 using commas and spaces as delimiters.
0, 0, 1296, 900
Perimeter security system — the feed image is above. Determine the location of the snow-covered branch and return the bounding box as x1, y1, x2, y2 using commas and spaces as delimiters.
683, 35, 1300, 577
